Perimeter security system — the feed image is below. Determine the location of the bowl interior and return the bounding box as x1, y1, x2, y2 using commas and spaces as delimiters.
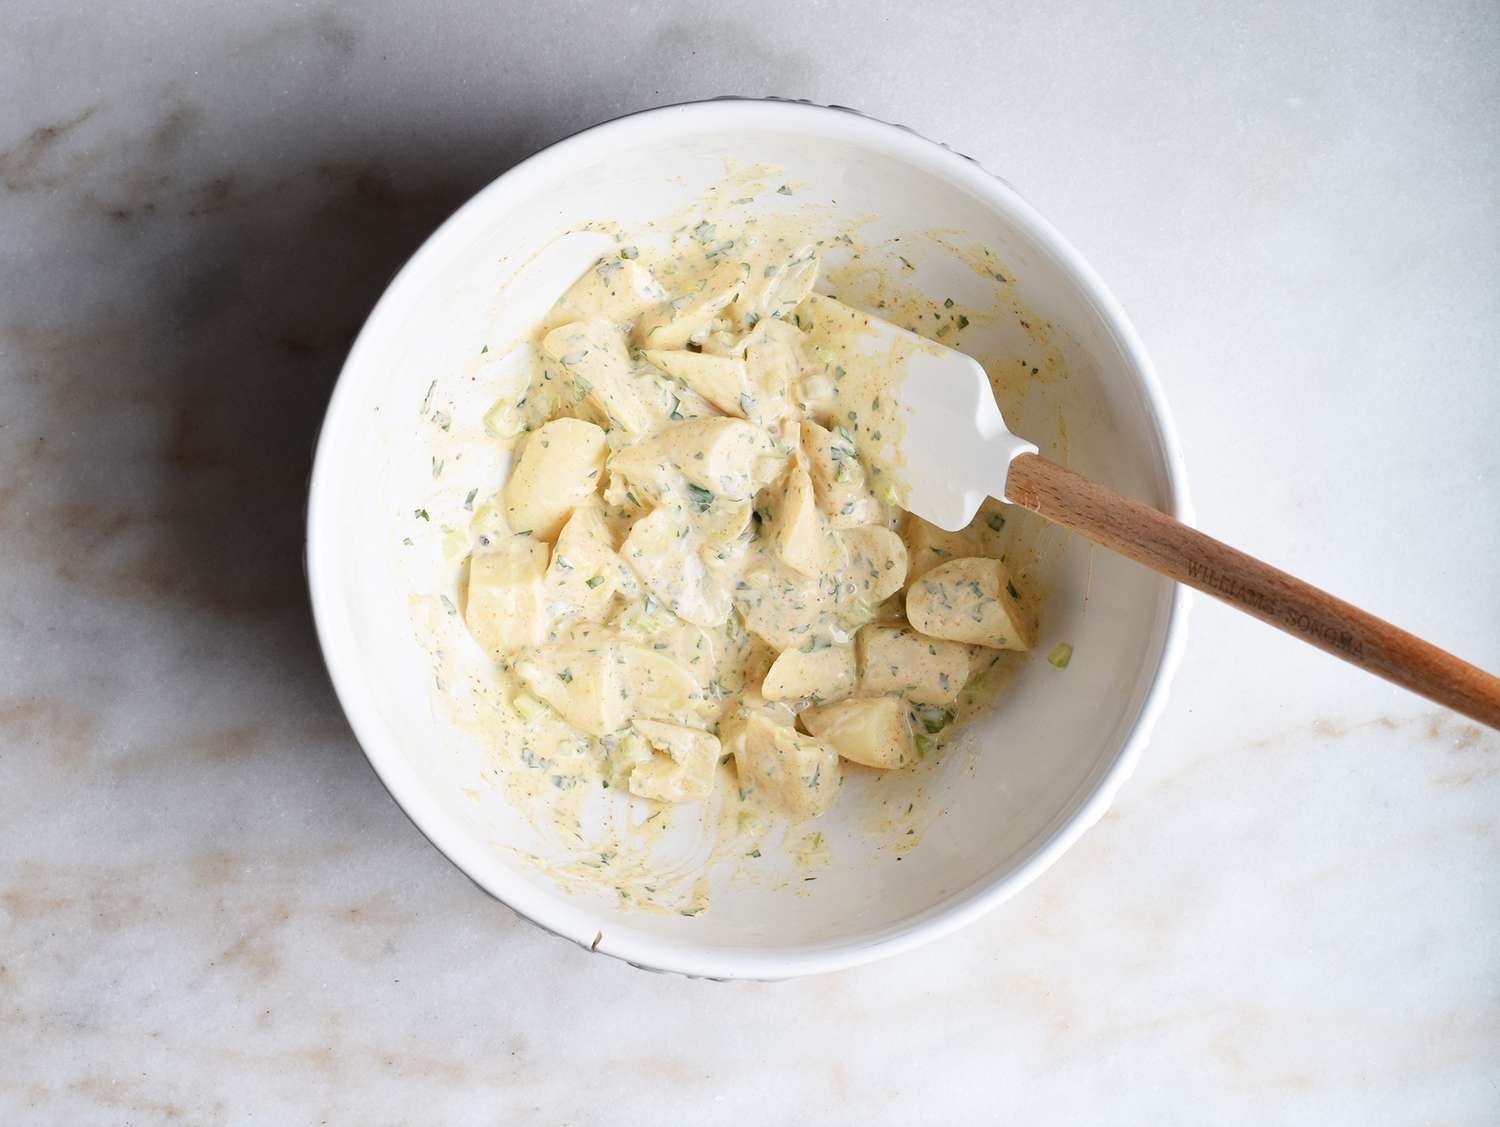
309, 104, 1184, 976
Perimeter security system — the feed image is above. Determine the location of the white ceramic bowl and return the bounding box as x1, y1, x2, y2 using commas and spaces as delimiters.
307, 100, 1192, 979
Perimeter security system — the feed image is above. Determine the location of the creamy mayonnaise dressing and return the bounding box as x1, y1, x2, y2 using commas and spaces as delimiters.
445, 220, 1037, 827
402, 185, 1063, 915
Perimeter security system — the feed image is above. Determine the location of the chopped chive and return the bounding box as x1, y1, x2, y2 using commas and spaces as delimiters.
685, 483, 714, 512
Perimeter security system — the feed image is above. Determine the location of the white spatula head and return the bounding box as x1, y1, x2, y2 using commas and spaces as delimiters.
876, 324, 1037, 532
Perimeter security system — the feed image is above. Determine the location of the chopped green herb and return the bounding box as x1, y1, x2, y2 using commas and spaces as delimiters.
957, 315, 970, 330
986, 513, 1006, 532
914, 705, 953, 734
1048, 643, 1073, 669
776, 184, 792, 196
1006, 581, 1020, 599
586, 575, 605, 589
619, 245, 639, 260
414, 508, 429, 521
944, 297, 954, 308
420, 380, 436, 414
464, 488, 477, 510
685, 483, 714, 512
480, 344, 489, 354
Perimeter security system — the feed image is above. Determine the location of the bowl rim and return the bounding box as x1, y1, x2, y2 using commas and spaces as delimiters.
306, 97, 1194, 980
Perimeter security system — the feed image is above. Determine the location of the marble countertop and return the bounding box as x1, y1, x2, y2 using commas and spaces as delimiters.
4, 0, 1497, 1122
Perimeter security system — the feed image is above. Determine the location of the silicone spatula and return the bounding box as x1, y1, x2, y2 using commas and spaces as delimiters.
873, 320, 1500, 729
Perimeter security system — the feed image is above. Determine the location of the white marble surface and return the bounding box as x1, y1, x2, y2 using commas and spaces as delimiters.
3, 0, 1498, 1121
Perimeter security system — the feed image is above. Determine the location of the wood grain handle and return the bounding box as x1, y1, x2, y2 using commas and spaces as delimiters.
1005, 453, 1500, 730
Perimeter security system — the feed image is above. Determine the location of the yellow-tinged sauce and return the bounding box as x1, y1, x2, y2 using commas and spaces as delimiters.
408, 188, 1056, 915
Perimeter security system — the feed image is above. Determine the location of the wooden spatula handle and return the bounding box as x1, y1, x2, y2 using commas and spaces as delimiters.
1005, 453, 1500, 729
